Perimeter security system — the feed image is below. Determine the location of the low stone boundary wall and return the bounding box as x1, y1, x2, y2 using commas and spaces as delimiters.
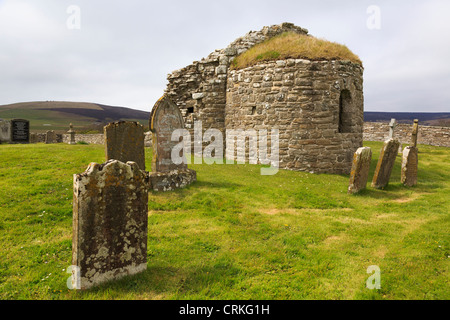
30, 132, 153, 146
363, 122, 450, 147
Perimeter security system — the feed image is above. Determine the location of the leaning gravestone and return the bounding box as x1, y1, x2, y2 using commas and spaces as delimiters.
348, 147, 372, 194
71, 160, 149, 290
401, 120, 419, 186
10, 119, 30, 143
0, 120, 11, 143
149, 94, 196, 191
371, 138, 400, 189
104, 121, 145, 170
45, 130, 56, 144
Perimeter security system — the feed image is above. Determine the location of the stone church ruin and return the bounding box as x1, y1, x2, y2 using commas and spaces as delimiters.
165, 23, 364, 174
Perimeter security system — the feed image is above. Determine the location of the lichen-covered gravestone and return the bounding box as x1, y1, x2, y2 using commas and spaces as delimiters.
401, 146, 418, 186
45, 130, 56, 144
0, 120, 11, 143
371, 138, 400, 189
71, 160, 149, 290
104, 121, 145, 170
149, 94, 196, 191
348, 147, 372, 194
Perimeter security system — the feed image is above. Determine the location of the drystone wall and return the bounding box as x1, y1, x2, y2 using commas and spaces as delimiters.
363, 122, 450, 147
165, 23, 309, 136
226, 59, 364, 174
28, 132, 153, 146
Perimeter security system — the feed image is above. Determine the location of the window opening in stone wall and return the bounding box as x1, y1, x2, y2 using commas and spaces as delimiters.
338, 89, 352, 133
187, 107, 194, 114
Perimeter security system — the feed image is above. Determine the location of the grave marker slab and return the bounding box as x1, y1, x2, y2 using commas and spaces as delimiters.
72, 160, 149, 290
0, 120, 11, 143
45, 130, 56, 144
348, 147, 372, 194
149, 94, 196, 191
104, 121, 145, 170
401, 146, 418, 186
411, 119, 419, 148
388, 118, 396, 139
11, 119, 29, 143
67, 123, 76, 145
371, 138, 400, 189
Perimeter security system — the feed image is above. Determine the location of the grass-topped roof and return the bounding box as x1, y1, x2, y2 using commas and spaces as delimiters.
230, 32, 362, 70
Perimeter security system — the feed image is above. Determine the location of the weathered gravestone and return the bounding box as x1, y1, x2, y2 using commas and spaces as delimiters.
45, 130, 56, 144
149, 94, 196, 191
11, 119, 30, 143
388, 118, 396, 139
71, 160, 149, 290
348, 147, 372, 194
0, 120, 11, 143
401, 120, 419, 186
411, 119, 419, 148
104, 121, 145, 170
67, 123, 76, 145
29, 133, 38, 143
401, 146, 418, 187
371, 138, 400, 189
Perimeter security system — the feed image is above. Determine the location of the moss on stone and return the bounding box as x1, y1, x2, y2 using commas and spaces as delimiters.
230, 32, 362, 70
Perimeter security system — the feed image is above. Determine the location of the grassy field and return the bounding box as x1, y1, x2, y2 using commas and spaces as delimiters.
0, 141, 448, 300
0, 101, 149, 133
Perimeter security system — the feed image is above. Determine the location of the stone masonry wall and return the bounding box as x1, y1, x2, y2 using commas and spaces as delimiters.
363, 122, 450, 147
226, 59, 364, 174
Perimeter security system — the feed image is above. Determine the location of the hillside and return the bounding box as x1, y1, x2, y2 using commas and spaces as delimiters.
364, 112, 450, 127
0, 101, 150, 133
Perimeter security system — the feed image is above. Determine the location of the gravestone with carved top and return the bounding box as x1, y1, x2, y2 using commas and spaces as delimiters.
149, 94, 196, 191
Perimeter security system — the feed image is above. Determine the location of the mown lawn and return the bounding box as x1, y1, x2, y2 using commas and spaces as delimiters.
0, 141, 448, 300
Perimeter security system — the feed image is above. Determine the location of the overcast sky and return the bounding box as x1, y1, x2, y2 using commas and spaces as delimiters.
1, 0, 449, 113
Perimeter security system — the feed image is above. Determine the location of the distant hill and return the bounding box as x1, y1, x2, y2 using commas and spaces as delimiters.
364, 112, 450, 127
0, 101, 151, 133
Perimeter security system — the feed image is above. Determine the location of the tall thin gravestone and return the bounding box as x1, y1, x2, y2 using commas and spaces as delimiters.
401, 119, 419, 186
149, 94, 196, 191
348, 147, 372, 194
104, 121, 145, 170
388, 118, 402, 154
67, 123, 76, 145
71, 160, 149, 290
371, 138, 400, 189
388, 118, 396, 139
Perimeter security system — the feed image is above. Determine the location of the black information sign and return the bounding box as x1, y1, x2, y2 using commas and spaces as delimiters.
11, 119, 30, 143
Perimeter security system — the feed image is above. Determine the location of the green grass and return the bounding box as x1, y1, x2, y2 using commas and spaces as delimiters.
231, 32, 362, 70
0, 141, 448, 299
